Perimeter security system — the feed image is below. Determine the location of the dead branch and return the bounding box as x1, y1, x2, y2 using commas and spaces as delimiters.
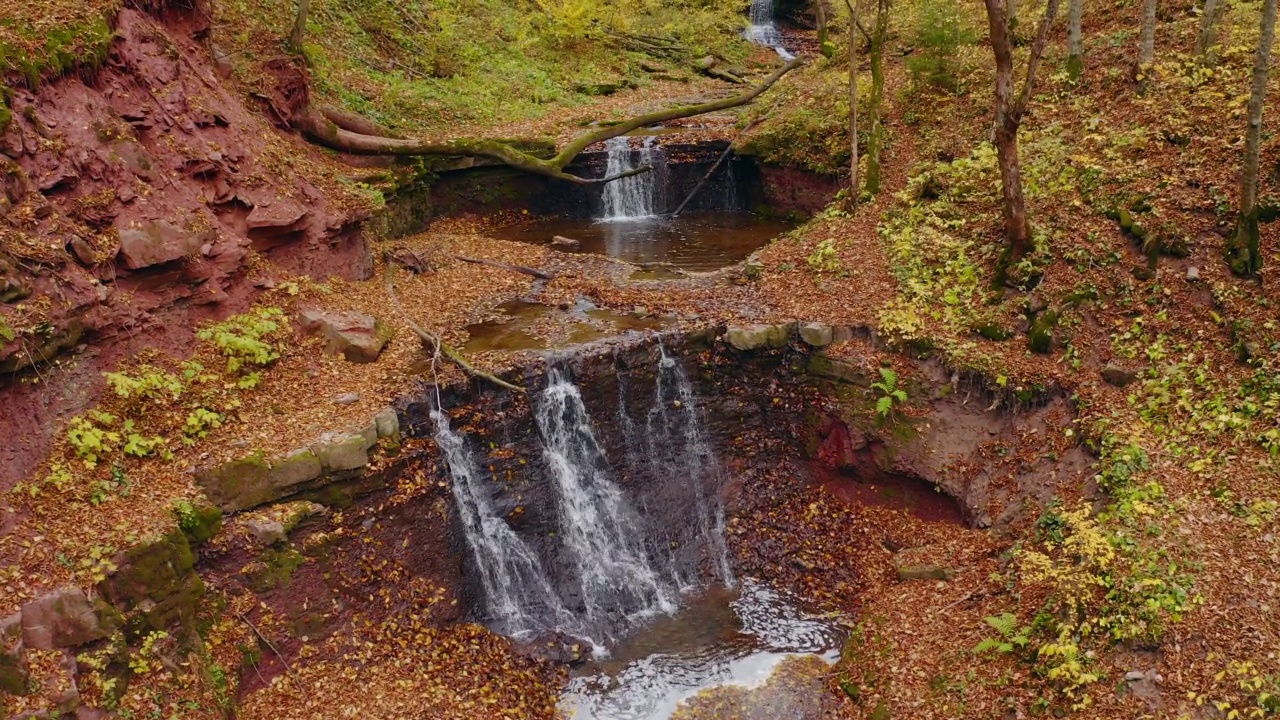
672, 119, 761, 216
236, 612, 299, 686
383, 267, 525, 393
294, 59, 802, 184
453, 255, 556, 280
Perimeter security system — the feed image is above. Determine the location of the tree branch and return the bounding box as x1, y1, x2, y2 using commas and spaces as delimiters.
292, 59, 803, 185
1012, 0, 1061, 120
383, 268, 526, 393
453, 255, 556, 279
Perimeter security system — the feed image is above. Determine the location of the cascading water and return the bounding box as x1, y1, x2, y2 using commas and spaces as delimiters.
743, 0, 795, 59
537, 369, 678, 631
599, 136, 662, 221
430, 409, 577, 638
645, 345, 733, 589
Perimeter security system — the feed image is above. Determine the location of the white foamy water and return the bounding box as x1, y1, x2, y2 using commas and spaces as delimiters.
600, 136, 662, 221
559, 579, 844, 720
743, 0, 796, 59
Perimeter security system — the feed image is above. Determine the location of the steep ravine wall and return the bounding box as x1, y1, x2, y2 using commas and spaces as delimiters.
0, 6, 379, 488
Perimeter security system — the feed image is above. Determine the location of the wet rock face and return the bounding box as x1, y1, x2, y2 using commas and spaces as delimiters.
402, 332, 800, 624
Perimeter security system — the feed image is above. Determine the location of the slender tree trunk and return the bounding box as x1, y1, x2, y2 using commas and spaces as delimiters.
846, 0, 860, 200
1194, 0, 1227, 64
817, 0, 829, 46
1066, 0, 1084, 81
983, 0, 1059, 260
1227, 0, 1276, 277
862, 0, 889, 195
1138, 0, 1158, 89
288, 0, 309, 53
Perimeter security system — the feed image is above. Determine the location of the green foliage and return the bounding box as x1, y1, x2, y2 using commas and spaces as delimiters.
196, 307, 286, 375
871, 367, 909, 418
0, 316, 14, 343
0, 12, 116, 85
182, 408, 224, 445
104, 366, 185, 405
807, 238, 843, 274
973, 612, 1031, 655
906, 0, 976, 92
67, 412, 121, 469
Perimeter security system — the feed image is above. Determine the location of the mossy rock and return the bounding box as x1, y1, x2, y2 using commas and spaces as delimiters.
100, 530, 204, 637
1028, 310, 1058, 354
973, 322, 1013, 341
178, 504, 223, 545
243, 547, 305, 593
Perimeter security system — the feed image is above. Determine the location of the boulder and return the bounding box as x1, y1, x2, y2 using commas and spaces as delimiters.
309, 425, 377, 472
20, 587, 118, 650
799, 322, 834, 347
116, 218, 214, 270
195, 448, 323, 513
896, 565, 955, 582
99, 530, 203, 634
0, 613, 27, 696
1101, 364, 1138, 388
374, 407, 400, 440
246, 518, 287, 545
725, 323, 792, 351
1186, 266, 1201, 281
298, 308, 393, 363
550, 235, 581, 250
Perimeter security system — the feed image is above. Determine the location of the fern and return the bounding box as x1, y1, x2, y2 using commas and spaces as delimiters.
974, 612, 1032, 655
871, 368, 910, 418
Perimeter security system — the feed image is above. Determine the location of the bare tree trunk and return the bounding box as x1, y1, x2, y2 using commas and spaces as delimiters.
983, 0, 1060, 261
1066, 0, 1084, 81
846, 0, 860, 201
1227, 0, 1276, 277
865, 3, 887, 195
1194, 0, 1228, 64
817, 0, 829, 47
288, 0, 309, 53
295, 60, 801, 185
1138, 0, 1158, 89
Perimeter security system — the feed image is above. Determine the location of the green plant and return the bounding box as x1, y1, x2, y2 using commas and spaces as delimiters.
807, 238, 843, 274
196, 307, 286, 375
182, 408, 224, 445
906, 0, 975, 92
871, 367, 909, 418
973, 612, 1031, 655
67, 412, 121, 468
103, 366, 184, 404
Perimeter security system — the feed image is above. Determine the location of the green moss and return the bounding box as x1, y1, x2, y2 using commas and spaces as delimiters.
0, 13, 116, 86
973, 322, 1013, 341
1028, 310, 1058, 354
176, 503, 223, 545
245, 547, 305, 592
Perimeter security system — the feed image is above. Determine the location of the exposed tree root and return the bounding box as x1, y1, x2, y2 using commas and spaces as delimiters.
293, 59, 802, 184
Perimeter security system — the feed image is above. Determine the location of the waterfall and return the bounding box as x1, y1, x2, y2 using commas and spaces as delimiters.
599, 136, 661, 221
744, 0, 795, 59
646, 345, 734, 587
430, 409, 576, 638
537, 369, 678, 628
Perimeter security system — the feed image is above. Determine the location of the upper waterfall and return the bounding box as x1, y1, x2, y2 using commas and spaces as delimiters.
599, 136, 662, 221
743, 0, 795, 59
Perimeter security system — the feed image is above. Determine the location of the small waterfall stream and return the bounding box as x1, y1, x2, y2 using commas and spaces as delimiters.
431, 349, 846, 718
537, 369, 678, 630
744, 0, 795, 59
430, 409, 575, 637
599, 136, 663, 221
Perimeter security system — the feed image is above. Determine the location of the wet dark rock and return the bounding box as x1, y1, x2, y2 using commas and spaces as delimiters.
523, 631, 590, 667
299, 308, 393, 363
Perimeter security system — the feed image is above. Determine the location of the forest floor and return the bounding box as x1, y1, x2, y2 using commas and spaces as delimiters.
4, 0, 1280, 718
